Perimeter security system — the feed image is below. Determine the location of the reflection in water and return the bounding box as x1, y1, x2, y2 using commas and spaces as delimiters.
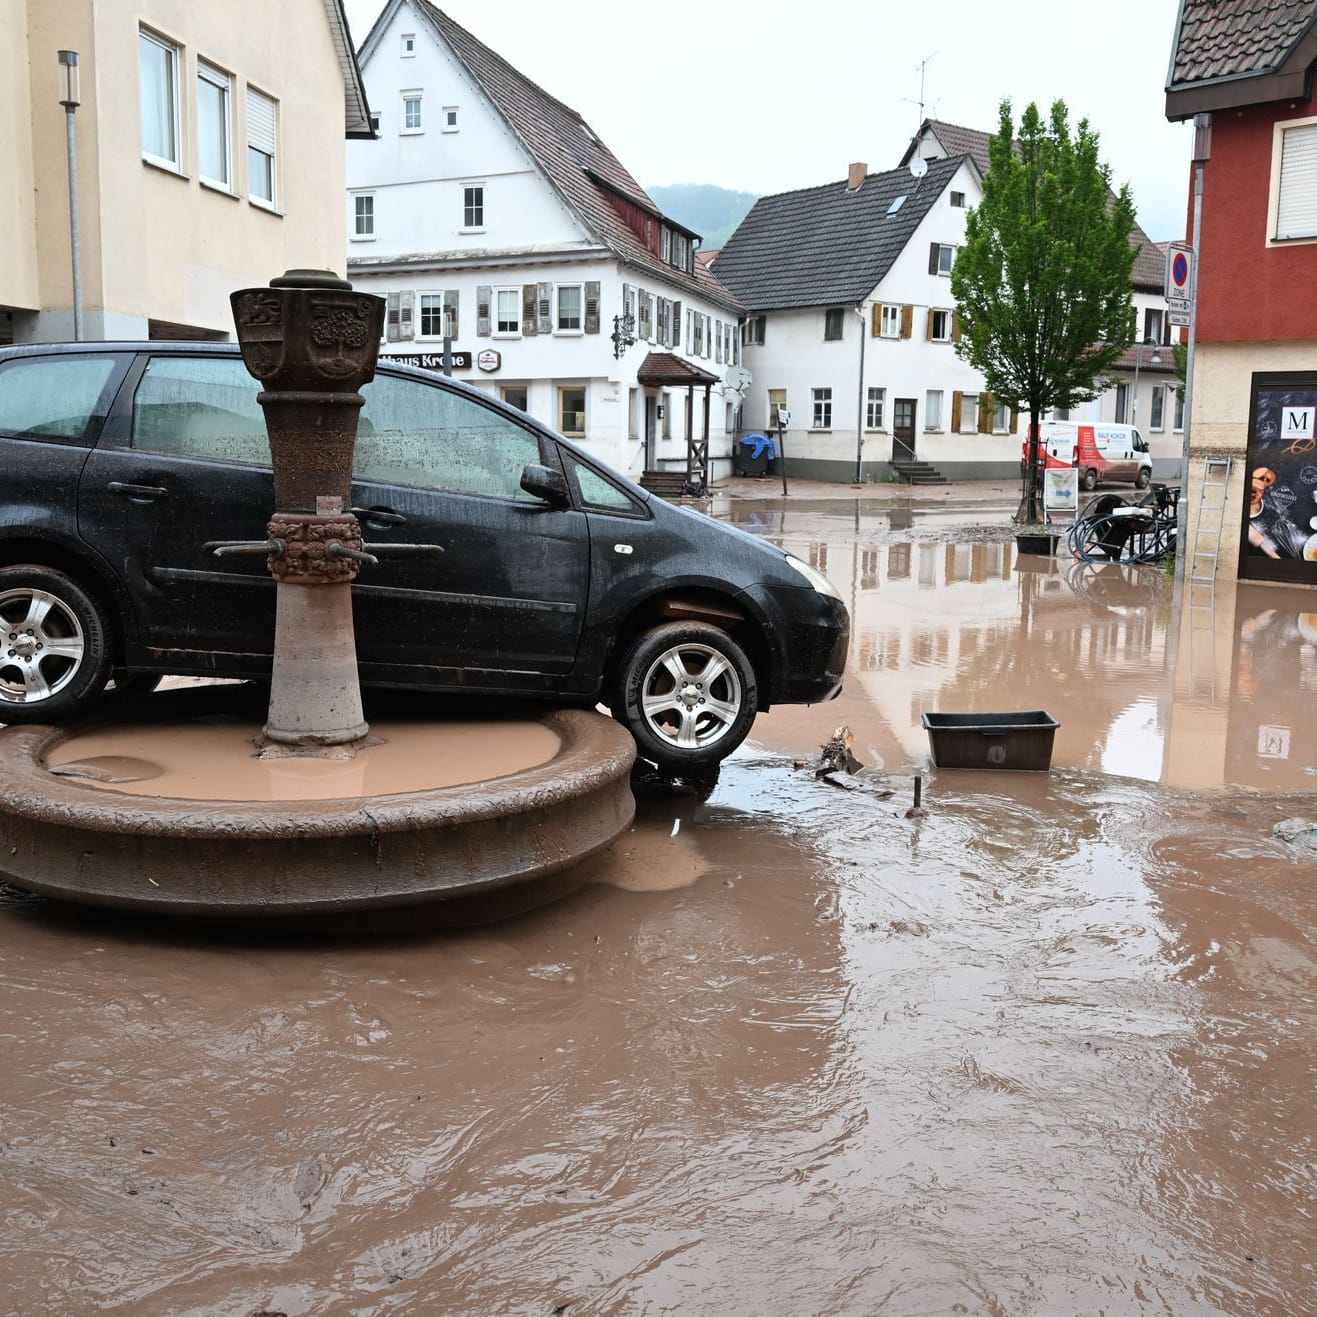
732, 499, 1317, 791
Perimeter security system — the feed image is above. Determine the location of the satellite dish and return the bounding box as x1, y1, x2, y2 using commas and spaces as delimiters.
725, 365, 752, 392
909, 157, 928, 179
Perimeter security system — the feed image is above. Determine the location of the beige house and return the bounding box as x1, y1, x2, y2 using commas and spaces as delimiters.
0, 0, 372, 345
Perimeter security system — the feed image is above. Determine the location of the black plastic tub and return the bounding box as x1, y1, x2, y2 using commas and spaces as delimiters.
921, 710, 1060, 771
1015, 532, 1059, 556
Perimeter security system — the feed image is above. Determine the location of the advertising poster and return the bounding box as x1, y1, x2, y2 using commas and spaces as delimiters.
1241, 371, 1317, 584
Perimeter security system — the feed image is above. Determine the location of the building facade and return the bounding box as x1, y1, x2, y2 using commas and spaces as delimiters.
1167, 0, 1317, 586
0, 0, 371, 345
346, 0, 744, 483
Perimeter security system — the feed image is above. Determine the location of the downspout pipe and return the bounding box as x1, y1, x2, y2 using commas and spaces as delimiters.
854, 304, 867, 483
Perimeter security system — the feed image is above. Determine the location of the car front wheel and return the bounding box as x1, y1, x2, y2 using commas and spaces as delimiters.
615, 621, 758, 771
0, 566, 112, 724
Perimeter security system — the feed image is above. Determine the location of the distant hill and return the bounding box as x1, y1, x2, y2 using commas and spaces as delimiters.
648, 183, 759, 253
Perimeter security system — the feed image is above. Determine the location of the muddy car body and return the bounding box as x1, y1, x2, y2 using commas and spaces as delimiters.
0, 342, 848, 770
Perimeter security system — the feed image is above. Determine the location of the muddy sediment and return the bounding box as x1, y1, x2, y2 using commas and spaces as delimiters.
0, 494, 1312, 1313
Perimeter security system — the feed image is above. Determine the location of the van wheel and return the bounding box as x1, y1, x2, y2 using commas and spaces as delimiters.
614, 621, 758, 772
1081, 468, 1098, 491
0, 566, 112, 724
1135, 468, 1151, 490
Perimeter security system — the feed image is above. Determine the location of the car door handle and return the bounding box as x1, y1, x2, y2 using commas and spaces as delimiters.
108, 481, 170, 500
350, 506, 406, 526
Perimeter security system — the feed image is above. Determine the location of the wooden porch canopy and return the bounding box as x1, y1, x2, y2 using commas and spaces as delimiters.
637, 352, 718, 492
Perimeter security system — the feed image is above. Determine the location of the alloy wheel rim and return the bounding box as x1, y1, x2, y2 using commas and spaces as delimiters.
640, 642, 742, 751
0, 588, 86, 705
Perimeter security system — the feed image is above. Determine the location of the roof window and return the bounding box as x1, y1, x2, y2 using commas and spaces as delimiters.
887, 195, 907, 215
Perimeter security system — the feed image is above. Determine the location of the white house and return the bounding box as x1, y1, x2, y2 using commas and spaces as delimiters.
714, 154, 1005, 482
346, 0, 745, 486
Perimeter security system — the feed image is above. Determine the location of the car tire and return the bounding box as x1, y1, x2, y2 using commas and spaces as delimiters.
1081, 468, 1098, 491
0, 566, 112, 724
614, 621, 758, 772
1135, 468, 1151, 490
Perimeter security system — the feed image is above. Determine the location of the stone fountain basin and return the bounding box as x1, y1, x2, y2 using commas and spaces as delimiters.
0, 686, 635, 919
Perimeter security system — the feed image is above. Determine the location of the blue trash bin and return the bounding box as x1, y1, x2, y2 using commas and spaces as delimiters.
737, 433, 774, 476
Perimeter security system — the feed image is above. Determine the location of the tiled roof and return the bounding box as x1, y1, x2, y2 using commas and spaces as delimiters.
905, 119, 1166, 290
412, 3, 741, 313
321, 0, 374, 136
1168, 0, 1317, 86
711, 156, 967, 311
636, 352, 720, 386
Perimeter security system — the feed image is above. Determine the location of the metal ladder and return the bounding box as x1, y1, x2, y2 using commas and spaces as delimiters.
1189, 457, 1233, 584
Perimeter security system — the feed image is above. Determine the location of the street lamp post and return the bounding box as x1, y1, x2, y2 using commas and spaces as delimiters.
1130, 335, 1162, 427
58, 50, 83, 342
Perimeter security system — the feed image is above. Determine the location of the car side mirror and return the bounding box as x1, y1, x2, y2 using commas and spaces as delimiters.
520, 462, 570, 506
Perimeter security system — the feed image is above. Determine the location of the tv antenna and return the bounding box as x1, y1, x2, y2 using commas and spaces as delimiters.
902, 52, 937, 132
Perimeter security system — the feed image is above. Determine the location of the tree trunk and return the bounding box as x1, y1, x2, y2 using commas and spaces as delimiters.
1016, 407, 1043, 523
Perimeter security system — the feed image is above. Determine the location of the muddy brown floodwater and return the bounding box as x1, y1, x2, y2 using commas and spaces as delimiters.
1, 493, 1314, 1314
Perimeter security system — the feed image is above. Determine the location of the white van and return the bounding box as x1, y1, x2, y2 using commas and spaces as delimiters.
1022, 421, 1153, 490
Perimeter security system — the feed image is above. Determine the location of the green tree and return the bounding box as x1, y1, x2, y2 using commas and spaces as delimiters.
950, 100, 1137, 522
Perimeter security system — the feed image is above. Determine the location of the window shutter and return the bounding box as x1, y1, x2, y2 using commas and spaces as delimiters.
952, 309, 962, 342
979, 392, 994, 434
248, 88, 276, 155
1277, 123, 1317, 239
715, 319, 723, 364
925, 309, 935, 341
444, 289, 459, 340
871, 304, 882, 336
1010, 408, 1020, 434
476, 285, 491, 337
584, 280, 600, 334
621, 282, 631, 317
951, 391, 962, 433
900, 305, 913, 339
522, 283, 538, 336
399, 290, 414, 339
686, 309, 692, 352
672, 300, 681, 348
928, 242, 939, 275
386, 291, 400, 342
537, 281, 552, 335
705, 314, 712, 357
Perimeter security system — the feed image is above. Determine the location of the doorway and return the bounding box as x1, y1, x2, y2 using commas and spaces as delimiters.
644, 392, 659, 468
894, 397, 917, 461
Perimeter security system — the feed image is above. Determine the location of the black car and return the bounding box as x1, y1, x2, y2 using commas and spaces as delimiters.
0, 342, 847, 771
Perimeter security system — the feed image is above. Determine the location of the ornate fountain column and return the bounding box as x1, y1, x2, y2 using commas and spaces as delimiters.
230, 270, 385, 746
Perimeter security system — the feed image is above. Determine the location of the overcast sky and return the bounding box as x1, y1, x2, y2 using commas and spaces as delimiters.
342, 0, 1193, 242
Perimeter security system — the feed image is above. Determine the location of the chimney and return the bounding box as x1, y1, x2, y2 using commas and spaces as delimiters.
847, 162, 867, 192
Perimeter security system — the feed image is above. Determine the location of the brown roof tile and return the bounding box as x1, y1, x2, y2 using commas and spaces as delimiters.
415, 4, 741, 313
1169, 0, 1317, 86
636, 352, 720, 386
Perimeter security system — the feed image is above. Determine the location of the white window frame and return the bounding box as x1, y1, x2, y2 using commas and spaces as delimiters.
417, 293, 445, 341
401, 32, 416, 56
1150, 384, 1166, 432
555, 283, 584, 334
950, 190, 966, 208
442, 105, 459, 133
246, 86, 278, 210
993, 399, 1010, 433
811, 387, 833, 430
1268, 114, 1317, 246
935, 244, 955, 276
743, 315, 765, 346
880, 304, 901, 338
960, 394, 979, 434
865, 386, 885, 430
462, 183, 485, 231
196, 60, 232, 190
351, 191, 375, 241
401, 90, 423, 134
494, 286, 521, 337
1174, 387, 1185, 433
925, 389, 944, 431
139, 28, 182, 172
930, 308, 952, 342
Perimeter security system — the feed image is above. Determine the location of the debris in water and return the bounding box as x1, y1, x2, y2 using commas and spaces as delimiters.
905, 774, 927, 819
816, 725, 863, 778
1273, 817, 1317, 853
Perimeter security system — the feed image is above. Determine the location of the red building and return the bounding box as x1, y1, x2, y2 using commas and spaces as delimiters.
1167, 0, 1317, 584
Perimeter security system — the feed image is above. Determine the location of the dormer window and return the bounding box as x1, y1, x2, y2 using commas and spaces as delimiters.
660, 227, 672, 262
671, 231, 692, 273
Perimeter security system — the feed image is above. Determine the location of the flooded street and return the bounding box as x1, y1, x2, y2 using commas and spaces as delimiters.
2, 494, 1314, 1314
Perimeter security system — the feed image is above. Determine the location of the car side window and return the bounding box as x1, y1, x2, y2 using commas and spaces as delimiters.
564, 454, 642, 514
357, 372, 540, 501
0, 355, 121, 444
131, 356, 269, 465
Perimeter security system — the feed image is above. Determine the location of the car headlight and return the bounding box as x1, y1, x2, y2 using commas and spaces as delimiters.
784, 554, 841, 599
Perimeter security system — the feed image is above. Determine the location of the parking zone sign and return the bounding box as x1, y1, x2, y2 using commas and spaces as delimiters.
1165, 242, 1194, 301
